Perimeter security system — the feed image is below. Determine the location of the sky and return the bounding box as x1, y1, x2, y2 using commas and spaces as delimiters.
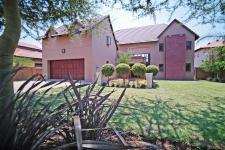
20, 5, 225, 49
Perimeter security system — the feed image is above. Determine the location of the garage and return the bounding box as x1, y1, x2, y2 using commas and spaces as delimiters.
50, 59, 84, 80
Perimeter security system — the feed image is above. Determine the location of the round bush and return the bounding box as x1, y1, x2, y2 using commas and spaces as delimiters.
131, 63, 146, 78
101, 64, 115, 77
115, 63, 131, 78
146, 65, 159, 76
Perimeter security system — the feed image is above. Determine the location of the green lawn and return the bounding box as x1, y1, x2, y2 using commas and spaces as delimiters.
45, 80, 225, 148
105, 80, 225, 148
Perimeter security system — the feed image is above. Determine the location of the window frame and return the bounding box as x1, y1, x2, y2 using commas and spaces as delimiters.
159, 64, 164, 72
159, 43, 164, 52
186, 41, 192, 50
185, 63, 191, 72
133, 53, 151, 65
106, 36, 111, 46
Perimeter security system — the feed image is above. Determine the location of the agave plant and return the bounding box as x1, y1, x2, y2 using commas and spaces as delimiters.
0, 71, 153, 149
0, 73, 72, 150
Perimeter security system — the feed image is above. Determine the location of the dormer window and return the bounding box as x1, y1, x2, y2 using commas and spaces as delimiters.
106, 36, 111, 46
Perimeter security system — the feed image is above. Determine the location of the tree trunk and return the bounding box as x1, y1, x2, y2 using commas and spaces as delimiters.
0, 0, 21, 110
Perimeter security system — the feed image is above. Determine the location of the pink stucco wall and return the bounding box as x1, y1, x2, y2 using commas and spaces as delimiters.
165, 34, 186, 80
118, 20, 196, 80
91, 17, 117, 81
42, 33, 93, 81
42, 17, 117, 82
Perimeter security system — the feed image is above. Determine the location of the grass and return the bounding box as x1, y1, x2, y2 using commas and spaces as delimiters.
43, 80, 225, 148
14, 56, 33, 67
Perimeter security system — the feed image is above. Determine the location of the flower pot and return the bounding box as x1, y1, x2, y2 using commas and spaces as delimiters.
96, 71, 103, 85
145, 73, 153, 88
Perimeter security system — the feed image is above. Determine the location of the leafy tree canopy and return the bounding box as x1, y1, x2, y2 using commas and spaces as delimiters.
0, 0, 98, 39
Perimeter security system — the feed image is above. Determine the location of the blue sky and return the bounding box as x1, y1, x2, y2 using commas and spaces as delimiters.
21, 5, 225, 49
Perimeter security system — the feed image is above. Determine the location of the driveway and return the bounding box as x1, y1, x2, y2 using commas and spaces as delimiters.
13, 80, 83, 93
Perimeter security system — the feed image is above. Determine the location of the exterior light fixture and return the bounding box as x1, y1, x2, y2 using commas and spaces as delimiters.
61, 48, 66, 53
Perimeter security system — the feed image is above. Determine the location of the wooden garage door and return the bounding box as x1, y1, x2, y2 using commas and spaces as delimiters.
50, 59, 84, 80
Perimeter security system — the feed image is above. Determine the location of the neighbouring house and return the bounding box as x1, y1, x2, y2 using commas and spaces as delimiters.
14, 42, 42, 67
194, 41, 225, 80
13, 42, 42, 80
115, 19, 199, 80
42, 15, 117, 81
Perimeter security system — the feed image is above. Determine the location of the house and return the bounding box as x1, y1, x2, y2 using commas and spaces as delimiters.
14, 42, 42, 67
13, 42, 42, 80
194, 41, 225, 79
115, 19, 199, 80
42, 15, 117, 81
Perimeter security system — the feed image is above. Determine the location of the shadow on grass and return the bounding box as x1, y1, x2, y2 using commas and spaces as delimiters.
111, 96, 225, 149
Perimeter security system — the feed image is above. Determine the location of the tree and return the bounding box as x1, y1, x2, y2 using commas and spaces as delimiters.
0, 0, 96, 111
131, 63, 146, 86
201, 46, 225, 81
115, 63, 131, 86
117, 52, 132, 64
146, 65, 159, 76
118, 0, 225, 25
101, 64, 115, 84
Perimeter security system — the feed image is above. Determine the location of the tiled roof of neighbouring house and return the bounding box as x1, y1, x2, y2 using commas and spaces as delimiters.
195, 41, 225, 52
115, 24, 168, 44
115, 19, 199, 45
14, 42, 42, 59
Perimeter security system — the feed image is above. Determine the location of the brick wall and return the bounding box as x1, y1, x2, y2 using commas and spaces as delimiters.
14, 67, 42, 81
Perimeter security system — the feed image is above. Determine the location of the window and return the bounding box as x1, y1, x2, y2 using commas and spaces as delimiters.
35, 63, 42, 67
134, 53, 150, 65
185, 63, 191, 72
186, 41, 192, 50
106, 36, 111, 46
159, 64, 164, 72
159, 43, 164, 52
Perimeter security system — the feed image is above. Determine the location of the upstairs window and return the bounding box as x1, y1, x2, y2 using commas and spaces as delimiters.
159, 64, 164, 72
159, 43, 164, 52
185, 63, 191, 72
106, 36, 111, 46
186, 41, 192, 50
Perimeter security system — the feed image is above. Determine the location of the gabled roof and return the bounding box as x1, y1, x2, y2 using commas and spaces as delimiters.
157, 19, 199, 40
115, 24, 167, 44
195, 41, 225, 52
43, 15, 110, 38
43, 15, 118, 50
17, 42, 42, 52
14, 42, 42, 59
115, 19, 199, 45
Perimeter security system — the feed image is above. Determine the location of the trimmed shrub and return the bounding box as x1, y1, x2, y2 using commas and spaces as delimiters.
146, 65, 159, 76
131, 63, 146, 78
115, 63, 131, 78
101, 64, 115, 77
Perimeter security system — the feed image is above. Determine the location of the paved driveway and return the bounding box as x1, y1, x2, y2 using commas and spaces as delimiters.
13, 80, 77, 93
